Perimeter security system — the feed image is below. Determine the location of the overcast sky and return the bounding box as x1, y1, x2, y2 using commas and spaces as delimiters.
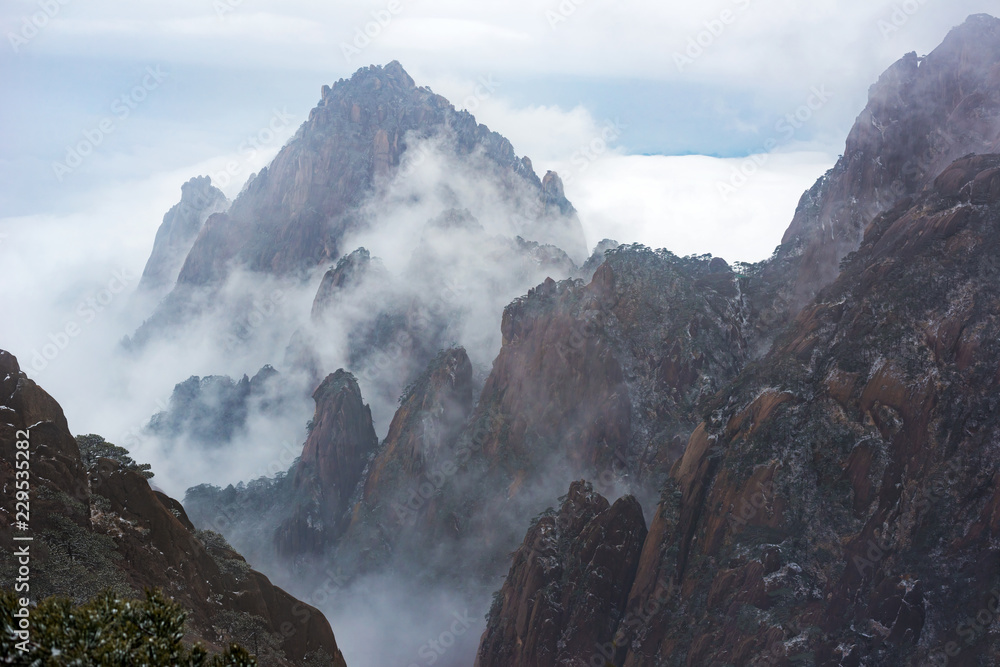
0, 0, 995, 394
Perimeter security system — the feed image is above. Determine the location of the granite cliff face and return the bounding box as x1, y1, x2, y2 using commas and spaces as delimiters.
588, 153, 1000, 666
751, 13, 1000, 341
467, 246, 749, 500
0, 350, 345, 665
274, 371, 378, 557
138, 61, 583, 308
473, 15, 1000, 667
475, 481, 647, 667
360, 347, 475, 508
137, 175, 229, 298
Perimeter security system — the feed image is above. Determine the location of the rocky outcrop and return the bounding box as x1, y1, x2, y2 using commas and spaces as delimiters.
475, 481, 647, 667
137, 176, 229, 297
147, 364, 283, 448
466, 245, 749, 500
609, 154, 1000, 665
361, 347, 474, 506
0, 350, 345, 665
752, 13, 1000, 341
274, 370, 378, 556
311, 247, 387, 321
321, 348, 477, 573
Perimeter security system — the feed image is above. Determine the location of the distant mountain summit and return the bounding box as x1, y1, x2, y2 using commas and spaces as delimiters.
155, 60, 585, 289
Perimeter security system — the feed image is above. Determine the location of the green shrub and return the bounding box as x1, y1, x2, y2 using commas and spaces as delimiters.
0, 588, 255, 665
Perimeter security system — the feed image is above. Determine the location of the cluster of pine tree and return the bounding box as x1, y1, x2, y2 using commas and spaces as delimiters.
0, 588, 255, 666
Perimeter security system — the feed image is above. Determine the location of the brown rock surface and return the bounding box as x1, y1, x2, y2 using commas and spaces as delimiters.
613, 154, 1000, 665
475, 481, 647, 667
0, 350, 346, 665
751, 14, 1000, 343
275, 370, 378, 557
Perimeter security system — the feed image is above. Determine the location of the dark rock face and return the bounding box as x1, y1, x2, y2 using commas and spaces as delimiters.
475, 481, 647, 667
311, 248, 387, 321
608, 155, 1000, 666
468, 246, 749, 499
0, 351, 345, 665
274, 370, 378, 556
361, 347, 474, 505
470, 19, 1000, 667
330, 348, 476, 572
147, 365, 282, 448
137, 176, 230, 297
752, 13, 1000, 340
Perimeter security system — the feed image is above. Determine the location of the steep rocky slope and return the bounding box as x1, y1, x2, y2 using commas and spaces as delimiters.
465, 246, 749, 499
147, 365, 284, 450
750, 13, 1000, 343
481, 154, 1000, 666
275, 371, 379, 556
136, 175, 229, 298
0, 350, 346, 665
334, 347, 476, 574
471, 16, 1000, 666
132, 61, 586, 349
127, 63, 590, 461
174, 61, 584, 285
475, 481, 647, 667
613, 153, 1000, 666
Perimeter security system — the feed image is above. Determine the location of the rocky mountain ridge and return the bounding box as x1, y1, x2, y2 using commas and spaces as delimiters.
749, 12, 1000, 345
0, 350, 346, 665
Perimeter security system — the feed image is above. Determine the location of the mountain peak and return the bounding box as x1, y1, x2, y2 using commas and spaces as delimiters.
145, 59, 586, 291
960, 12, 1000, 30
321, 60, 420, 104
